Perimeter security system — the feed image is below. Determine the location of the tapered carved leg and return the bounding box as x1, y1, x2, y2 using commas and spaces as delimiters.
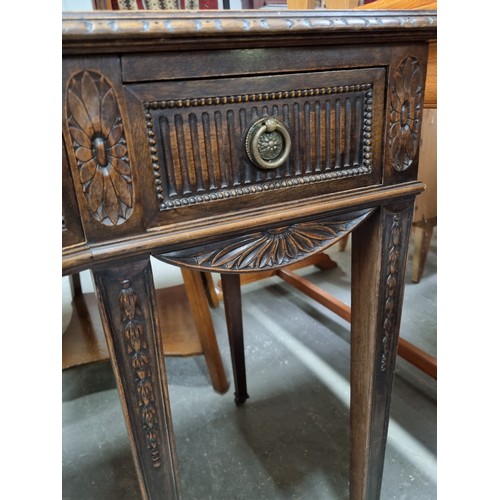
92, 257, 182, 500
350, 202, 414, 500
220, 273, 249, 406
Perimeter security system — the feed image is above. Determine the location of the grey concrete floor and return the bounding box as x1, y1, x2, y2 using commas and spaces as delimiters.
62, 231, 437, 500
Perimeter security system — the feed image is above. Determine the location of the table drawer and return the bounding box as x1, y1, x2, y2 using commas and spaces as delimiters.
126, 67, 385, 225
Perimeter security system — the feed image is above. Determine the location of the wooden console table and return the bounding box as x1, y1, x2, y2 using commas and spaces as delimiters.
62, 10, 436, 499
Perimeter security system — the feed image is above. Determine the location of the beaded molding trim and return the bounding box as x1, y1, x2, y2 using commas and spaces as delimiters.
143, 83, 373, 110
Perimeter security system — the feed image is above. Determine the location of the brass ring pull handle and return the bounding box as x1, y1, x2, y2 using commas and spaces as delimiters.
245, 117, 291, 170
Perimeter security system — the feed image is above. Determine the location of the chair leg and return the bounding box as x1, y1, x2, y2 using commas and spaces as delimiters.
200, 271, 222, 308
181, 269, 229, 394
69, 273, 83, 297
338, 234, 349, 252
220, 273, 249, 406
411, 219, 435, 283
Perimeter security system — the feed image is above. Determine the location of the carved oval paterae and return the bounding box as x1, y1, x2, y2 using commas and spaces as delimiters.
66, 70, 134, 226
388, 57, 423, 172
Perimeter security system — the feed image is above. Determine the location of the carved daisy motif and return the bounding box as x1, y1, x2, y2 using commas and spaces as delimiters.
66, 71, 133, 225
203, 224, 340, 270
388, 57, 423, 172
158, 210, 373, 271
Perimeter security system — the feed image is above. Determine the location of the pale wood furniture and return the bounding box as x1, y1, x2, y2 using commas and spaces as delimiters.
62, 271, 229, 394
62, 10, 436, 499
411, 107, 436, 283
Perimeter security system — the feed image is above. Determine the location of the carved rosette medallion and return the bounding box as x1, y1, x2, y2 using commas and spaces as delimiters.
380, 214, 402, 372
119, 280, 161, 468
157, 209, 373, 272
66, 70, 134, 225
258, 131, 283, 161
388, 57, 423, 172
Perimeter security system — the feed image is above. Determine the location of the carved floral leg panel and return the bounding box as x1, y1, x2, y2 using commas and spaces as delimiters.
92, 257, 181, 500
220, 273, 249, 406
350, 202, 414, 500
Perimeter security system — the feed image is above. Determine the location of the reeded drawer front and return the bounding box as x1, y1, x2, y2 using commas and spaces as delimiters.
128, 68, 385, 213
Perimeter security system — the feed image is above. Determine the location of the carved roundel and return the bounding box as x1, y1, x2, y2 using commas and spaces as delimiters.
66, 70, 134, 226
388, 57, 424, 172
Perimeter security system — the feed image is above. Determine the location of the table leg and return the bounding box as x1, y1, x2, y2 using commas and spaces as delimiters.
92, 257, 182, 500
220, 273, 249, 406
350, 202, 414, 499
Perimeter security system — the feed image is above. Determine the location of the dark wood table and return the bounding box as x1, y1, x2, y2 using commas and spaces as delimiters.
62, 9, 436, 499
